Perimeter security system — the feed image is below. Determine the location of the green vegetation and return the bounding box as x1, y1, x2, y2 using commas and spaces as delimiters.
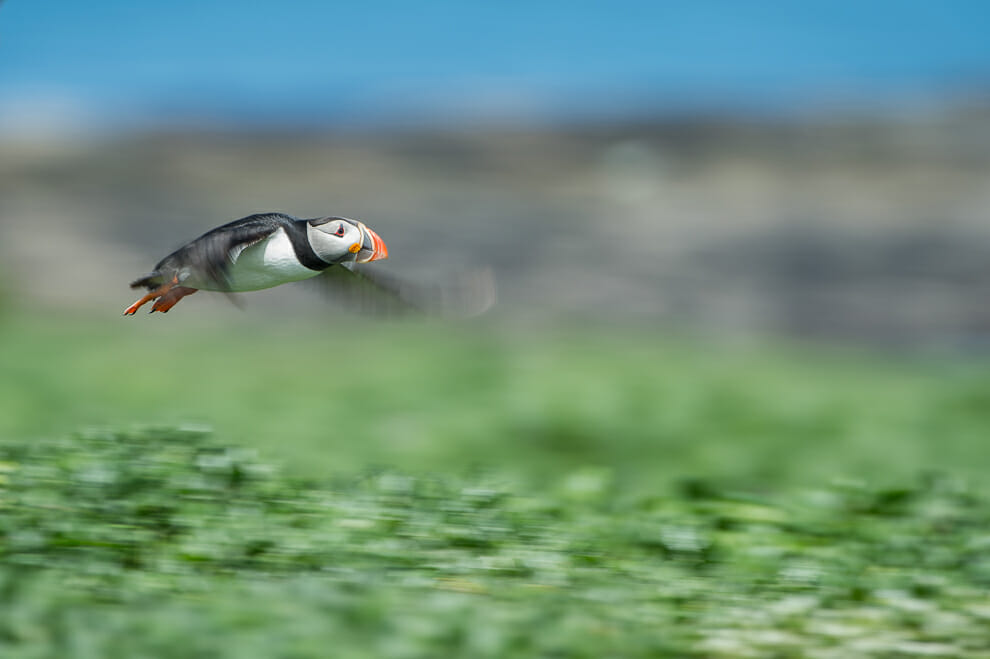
2, 313, 990, 657
4, 314, 990, 493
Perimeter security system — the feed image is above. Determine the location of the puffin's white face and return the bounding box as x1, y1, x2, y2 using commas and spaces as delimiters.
307, 217, 389, 264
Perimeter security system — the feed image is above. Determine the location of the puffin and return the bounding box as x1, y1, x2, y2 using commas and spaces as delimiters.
125, 212, 494, 316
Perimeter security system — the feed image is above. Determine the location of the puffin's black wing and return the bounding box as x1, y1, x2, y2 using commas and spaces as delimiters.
317, 263, 496, 318
130, 214, 285, 290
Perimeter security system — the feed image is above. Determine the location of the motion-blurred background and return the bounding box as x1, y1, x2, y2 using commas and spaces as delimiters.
7, 6, 990, 654
3, 0, 990, 345
2, 1, 990, 489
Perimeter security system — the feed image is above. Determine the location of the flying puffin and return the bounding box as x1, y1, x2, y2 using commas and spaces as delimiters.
125, 212, 494, 316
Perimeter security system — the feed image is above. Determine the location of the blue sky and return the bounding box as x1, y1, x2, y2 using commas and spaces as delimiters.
2, 1, 990, 129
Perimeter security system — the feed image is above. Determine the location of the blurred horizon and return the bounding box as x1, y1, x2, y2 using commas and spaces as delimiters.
3, 1, 990, 135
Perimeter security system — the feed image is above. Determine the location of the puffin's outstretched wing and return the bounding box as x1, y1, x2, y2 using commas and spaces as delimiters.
130, 214, 283, 291
317, 263, 496, 318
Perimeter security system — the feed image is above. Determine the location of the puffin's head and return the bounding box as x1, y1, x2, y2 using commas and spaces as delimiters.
307, 216, 389, 264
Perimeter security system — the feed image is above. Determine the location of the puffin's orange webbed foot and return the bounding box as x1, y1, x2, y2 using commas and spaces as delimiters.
123, 297, 151, 316
149, 287, 198, 313
123, 276, 179, 316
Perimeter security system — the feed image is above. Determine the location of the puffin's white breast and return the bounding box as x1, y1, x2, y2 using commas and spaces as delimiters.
196, 227, 323, 292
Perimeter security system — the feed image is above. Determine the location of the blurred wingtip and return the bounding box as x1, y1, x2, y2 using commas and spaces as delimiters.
444, 266, 497, 319
316, 263, 497, 320
387, 265, 497, 320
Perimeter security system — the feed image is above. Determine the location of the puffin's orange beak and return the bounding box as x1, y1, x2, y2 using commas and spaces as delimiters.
356, 224, 388, 263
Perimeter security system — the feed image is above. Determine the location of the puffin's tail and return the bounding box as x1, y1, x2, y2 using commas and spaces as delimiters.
129, 272, 164, 290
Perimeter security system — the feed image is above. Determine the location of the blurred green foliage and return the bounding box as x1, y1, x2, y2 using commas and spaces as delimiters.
2, 313, 990, 656
2, 428, 990, 657
1, 314, 990, 493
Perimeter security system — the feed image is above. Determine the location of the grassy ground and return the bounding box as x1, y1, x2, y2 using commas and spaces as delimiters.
2, 311, 990, 657
3, 312, 990, 493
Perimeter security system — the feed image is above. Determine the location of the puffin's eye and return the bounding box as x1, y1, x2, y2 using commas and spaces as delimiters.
334, 224, 346, 237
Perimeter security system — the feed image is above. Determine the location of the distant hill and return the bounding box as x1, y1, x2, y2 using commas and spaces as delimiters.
2, 110, 990, 346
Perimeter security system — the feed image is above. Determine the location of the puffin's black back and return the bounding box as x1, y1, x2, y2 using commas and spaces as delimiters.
131, 213, 293, 290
